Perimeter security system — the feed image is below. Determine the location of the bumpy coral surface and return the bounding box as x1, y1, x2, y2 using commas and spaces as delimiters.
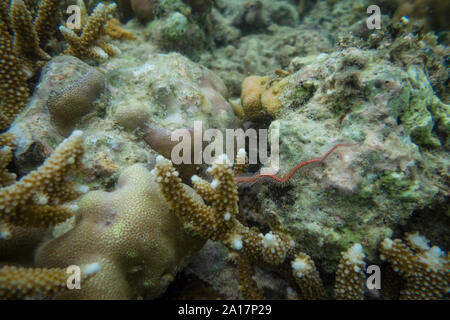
35, 164, 204, 299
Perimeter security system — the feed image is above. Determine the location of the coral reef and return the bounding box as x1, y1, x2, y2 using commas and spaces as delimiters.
153, 153, 332, 299
1, 0, 447, 301
247, 45, 449, 273
35, 164, 204, 299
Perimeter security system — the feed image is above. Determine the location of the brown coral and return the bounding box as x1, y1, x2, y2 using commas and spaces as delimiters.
241, 75, 288, 120
105, 18, 137, 40
0, 130, 85, 228
0, 263, 101, 299
0, 3, 30, 132
334, 243, 366, 300
153, 154, 306, 299
35, 164, 204, 299
60, 2, 120, 61
0, 0, 61, 132
380, 232, 449, 300
47, 67, 105, 136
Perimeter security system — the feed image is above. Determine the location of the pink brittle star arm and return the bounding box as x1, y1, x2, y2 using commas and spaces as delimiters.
235, 143, 358, 185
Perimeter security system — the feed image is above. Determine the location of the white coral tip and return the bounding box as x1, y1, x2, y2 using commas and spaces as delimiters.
83, 262, 101, 275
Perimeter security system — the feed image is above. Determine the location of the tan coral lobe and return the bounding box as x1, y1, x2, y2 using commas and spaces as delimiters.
35, 164, 204, 299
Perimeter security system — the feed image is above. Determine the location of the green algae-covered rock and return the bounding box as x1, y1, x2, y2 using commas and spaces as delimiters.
260, 48, 448, 273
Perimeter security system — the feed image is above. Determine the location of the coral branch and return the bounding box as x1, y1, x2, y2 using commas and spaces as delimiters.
0, 130, 85, 227
0, 263, 101, 299
380, 232, 449, 300
334, 243, 366, 300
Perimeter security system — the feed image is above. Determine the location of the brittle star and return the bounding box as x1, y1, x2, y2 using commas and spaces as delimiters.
235, 143, 358, 186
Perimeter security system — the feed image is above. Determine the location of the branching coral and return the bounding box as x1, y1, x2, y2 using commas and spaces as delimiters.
334, 243, 366, 300
60, 2, 120, 61
291, 252, 327, 299
0, 130, 85, 228
105, 18, 137, 40
10, 0, 53, 73
0, 146, 16, 188
380, 232, 449, 300
0, 263, 100, 299
0, 3, 30, 132
153, 153, 326, 299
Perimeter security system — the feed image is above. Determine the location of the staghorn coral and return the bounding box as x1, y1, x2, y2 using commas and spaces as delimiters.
34, 0, 60, 46
232, 253, 264, 300
291, 252, 327, 299
334, 243, 366, 300
35, 164, 204, 299
379, 232, 449, 300
153, 154, 311, 299
0, 147, 16, 188
0, 130, 85, 228
0, 263, 100, 299
105, 17, 137, 40
60, 2, 120, 61
10, 0, 51, 74
0, 3, 30, 132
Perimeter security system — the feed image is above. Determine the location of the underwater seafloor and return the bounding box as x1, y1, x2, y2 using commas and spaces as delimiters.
0, 0, 449, 300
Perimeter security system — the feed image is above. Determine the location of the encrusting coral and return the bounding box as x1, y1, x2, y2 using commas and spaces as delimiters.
34, 164, 204, 299
241, 74, 289, 121
60, 1, 121, 61
47, 66, 105, 136
380, 232, 449, 300
0, 130, 85, 228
